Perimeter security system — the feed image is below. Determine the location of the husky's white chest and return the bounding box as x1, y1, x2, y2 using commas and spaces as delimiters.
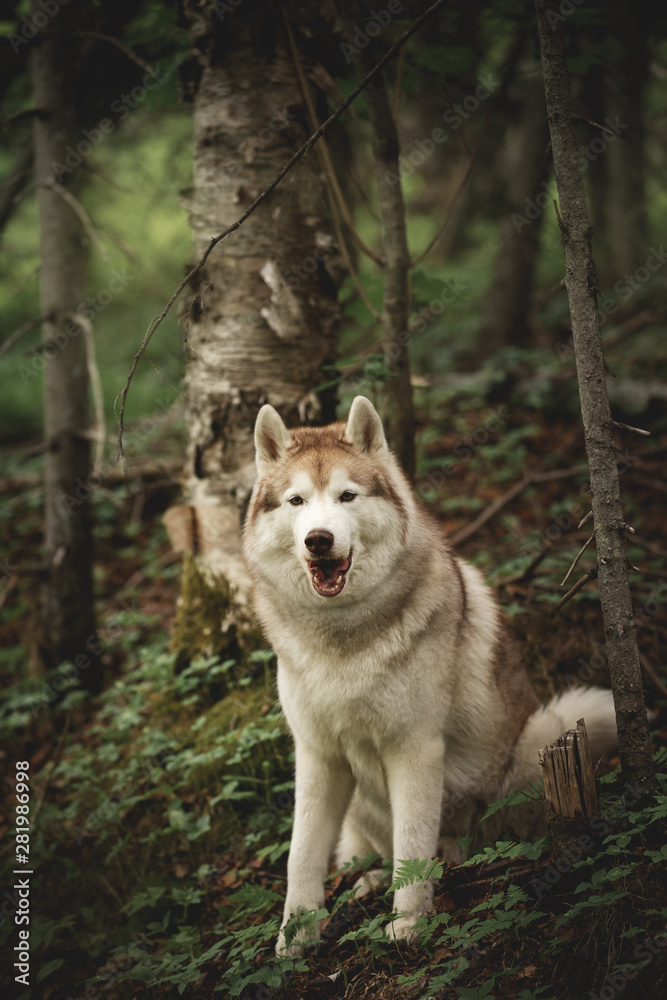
278, 648, 398, 745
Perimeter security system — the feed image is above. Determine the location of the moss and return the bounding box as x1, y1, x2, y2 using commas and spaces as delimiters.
169, 553, 264, 672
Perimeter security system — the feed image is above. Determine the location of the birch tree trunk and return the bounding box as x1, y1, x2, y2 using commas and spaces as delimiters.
336, 0, 415, 479
168, 1, 341, 658
535, 0, 656, 796
32, 2, 100, 688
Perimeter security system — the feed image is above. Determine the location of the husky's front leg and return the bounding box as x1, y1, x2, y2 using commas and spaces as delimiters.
384, 738, 445, 943
278, 744, 354, 956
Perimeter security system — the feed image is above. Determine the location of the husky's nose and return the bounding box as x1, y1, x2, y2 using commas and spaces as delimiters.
305, 529, 334, 556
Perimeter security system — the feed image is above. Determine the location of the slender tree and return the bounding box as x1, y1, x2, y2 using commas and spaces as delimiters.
336, 0, 415, 478
535, 0, 656, 795
32, 0, 100, 688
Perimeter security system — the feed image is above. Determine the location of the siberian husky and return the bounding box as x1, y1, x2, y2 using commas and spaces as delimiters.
242, 396, 618, 953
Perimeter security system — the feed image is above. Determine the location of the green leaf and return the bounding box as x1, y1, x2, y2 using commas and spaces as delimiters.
36, 958, 65, 983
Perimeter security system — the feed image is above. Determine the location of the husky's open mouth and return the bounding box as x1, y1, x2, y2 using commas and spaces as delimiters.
308, 554, 351, 597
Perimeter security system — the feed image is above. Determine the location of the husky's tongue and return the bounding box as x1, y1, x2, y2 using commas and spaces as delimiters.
308, 556, 351, 597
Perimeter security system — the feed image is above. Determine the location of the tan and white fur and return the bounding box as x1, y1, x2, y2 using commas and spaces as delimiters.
242, 396, 618, 954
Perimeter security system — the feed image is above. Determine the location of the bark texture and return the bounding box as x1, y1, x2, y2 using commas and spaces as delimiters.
32, 1, 100, 687
535, 0, 655, 795
174, 2, 341, 605
336, 0, 415, 479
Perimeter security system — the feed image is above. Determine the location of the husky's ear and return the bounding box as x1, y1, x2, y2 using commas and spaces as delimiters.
254, 405, 289, 474
345, 396, 388, 456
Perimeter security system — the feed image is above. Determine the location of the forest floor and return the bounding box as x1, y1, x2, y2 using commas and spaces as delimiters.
1, 386, 666, 1000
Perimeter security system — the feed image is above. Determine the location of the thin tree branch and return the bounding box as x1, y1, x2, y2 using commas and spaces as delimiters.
75, 31, 155, 76
560, 532, 595, 587
450, 465, 590, 547
0, 313, 51, 358
337, 0, 415, 475
550, 567, 598, 617
0, 137, 33, 238
392, 44, 406, 122
612, 419, 650, 437
450, 474, 533, 547
496, 542, 553, 587
411, 117, 490, 266
115, 0, 451, 457
45, 178, 110, 262
76, 313, 106, 475
638, 652, 667, 699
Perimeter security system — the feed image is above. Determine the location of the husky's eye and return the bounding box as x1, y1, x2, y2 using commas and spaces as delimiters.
340, 491, 356, 503
288, 496, 304, 506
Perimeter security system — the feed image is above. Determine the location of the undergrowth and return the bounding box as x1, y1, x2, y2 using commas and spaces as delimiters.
2, 622, 666, 999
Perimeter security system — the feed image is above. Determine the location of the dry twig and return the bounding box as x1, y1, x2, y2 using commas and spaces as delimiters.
550, 567, 598, 617
560, 532, 595, 588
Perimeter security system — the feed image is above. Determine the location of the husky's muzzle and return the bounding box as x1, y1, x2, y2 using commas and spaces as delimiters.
305, 529, 352, 597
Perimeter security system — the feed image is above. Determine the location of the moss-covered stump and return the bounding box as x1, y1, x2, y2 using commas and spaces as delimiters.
170, 553, 263, 672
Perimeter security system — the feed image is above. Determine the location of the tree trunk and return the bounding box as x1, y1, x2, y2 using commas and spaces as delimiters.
479, 62, 550, 356
535, 0, 656, 796
168, 1, 341, 658
336, 0, 415, 479
32, 0, 100, 689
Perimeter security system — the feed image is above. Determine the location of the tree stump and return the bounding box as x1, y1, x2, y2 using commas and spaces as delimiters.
538, 718, 599, 854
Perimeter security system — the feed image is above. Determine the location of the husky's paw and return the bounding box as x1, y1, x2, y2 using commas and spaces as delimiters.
385, 914, 421, 945
352, 868, 389, 899
276, 906, 323, 957
275, 924, 319, 958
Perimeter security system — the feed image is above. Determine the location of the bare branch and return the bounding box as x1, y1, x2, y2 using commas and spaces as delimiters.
45, 178, 109, 261
75, 30, 155, 76
0, 313, 51, 358
550, 567, 598, 617
560, 532, 595, 587
75, 312, 106, 475
612, 419, 650, 436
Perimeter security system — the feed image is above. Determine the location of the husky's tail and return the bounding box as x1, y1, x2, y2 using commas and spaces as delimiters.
511, 686, 618, 791
473, 687, 617, 851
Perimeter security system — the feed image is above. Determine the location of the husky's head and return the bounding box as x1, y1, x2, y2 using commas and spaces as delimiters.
244, 397, 410, 603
